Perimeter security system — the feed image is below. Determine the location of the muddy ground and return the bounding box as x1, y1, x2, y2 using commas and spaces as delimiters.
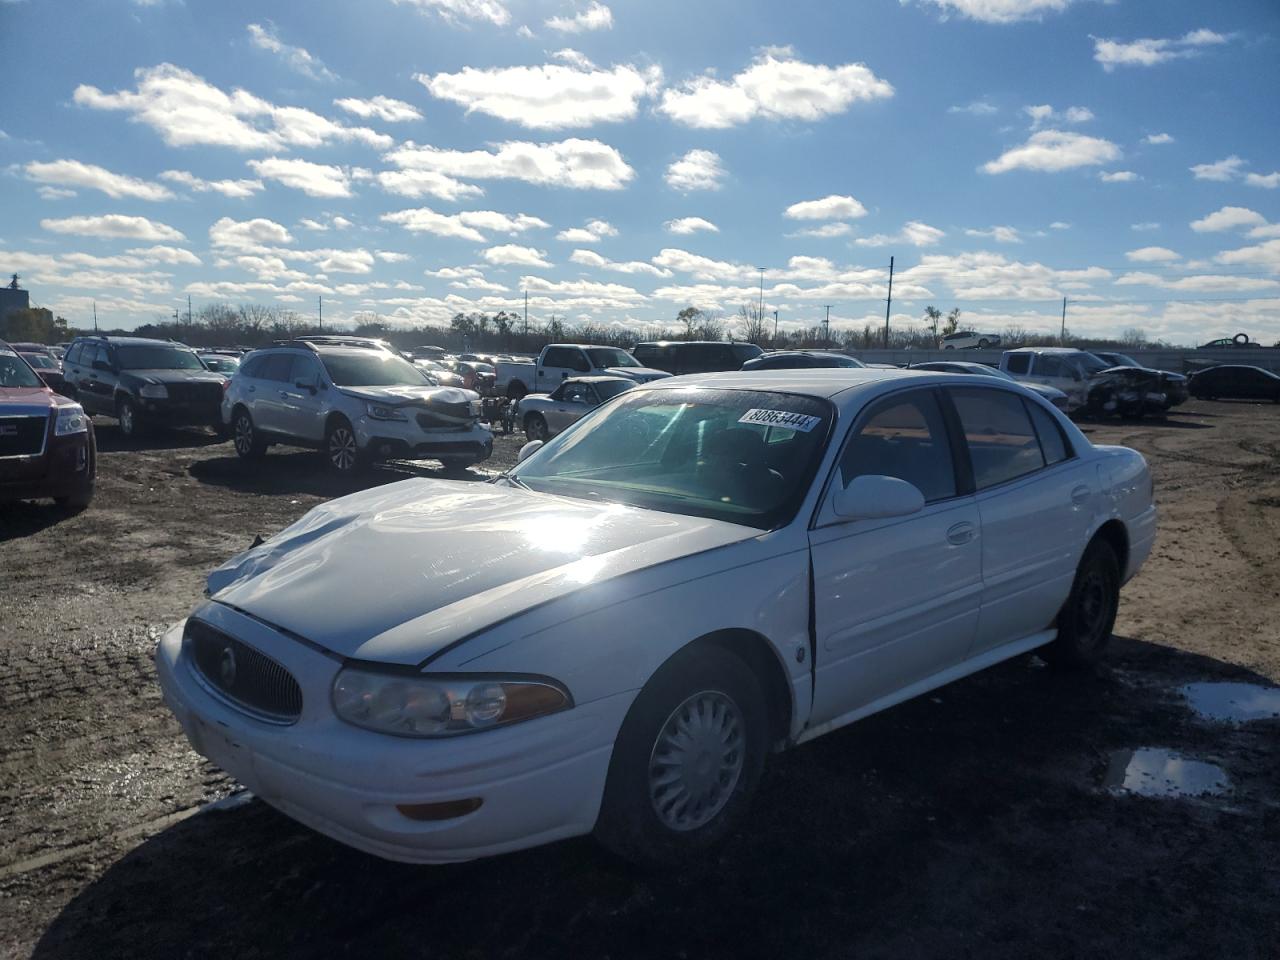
1, 401, 1278, 959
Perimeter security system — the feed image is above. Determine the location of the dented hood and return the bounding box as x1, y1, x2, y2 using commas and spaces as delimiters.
206, 479, 753, 664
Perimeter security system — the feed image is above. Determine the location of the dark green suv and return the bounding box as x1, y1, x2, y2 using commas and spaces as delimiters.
62, 336, 227, 437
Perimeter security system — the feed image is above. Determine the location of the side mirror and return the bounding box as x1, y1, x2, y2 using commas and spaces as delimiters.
517, 440, 543, 463
833, 474, 925, 521
294, 379, 317, 394
92, 359, 112, 372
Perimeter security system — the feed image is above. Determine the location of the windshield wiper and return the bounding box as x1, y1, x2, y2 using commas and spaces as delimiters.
494, 472, 530, 490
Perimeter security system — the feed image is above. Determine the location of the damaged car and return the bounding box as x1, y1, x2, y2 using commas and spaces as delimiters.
222, 339, 491, 474
1000, 347, 1182, 418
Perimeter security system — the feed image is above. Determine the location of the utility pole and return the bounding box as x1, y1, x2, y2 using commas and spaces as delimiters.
883, 256, 895, 349
187, 294, 192, 331
524, 290, 528, 337
1060, 296, 1067, 345
318, 295, 323, 331
823, 305, 833, 348
92, 300, 98, 333
773, 309, 778, 345
756, 267, 765, 324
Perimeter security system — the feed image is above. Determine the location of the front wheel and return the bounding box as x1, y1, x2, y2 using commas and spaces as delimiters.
978, 338, 991, 348
1044, 539, 1120, 668
117, 398, 142, 438
595, 645, 768, 867
325, 417, 362, 474
232, 408, 267, 459
524, 413, 549, 442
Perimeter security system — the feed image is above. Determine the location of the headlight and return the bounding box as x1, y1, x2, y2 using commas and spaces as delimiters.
139, 383, 168, 399
366, 401, 407, 421
331, 668, 571, 737
54, 404, 88, 436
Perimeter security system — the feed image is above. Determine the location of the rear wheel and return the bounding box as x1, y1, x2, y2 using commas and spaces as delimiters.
978, 338, 991, 348
232, 408, 267, 460
325, 417, 362, 474
1044, 539, 1120, 668
595, 645, 768, 867
524, 413, 549, 442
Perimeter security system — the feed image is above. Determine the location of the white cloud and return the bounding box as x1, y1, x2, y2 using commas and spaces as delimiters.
334, 96, 422, 122
299, 218, 328, 232
247, 22, 336, 82
374, 169, 484, 202
948, 99, 998, 116
73, 64, 390, 151
482, 244, 551, 268
26, 159, 174, 201
664, 217, 719, 235
570, 248, 670, 277
906, 0, 1075, 24
1191, 206, 1267, 233
248, 157, 351, 197
1191, 155, 1246, 182
1050, 221, 1071, 230
658, 50, 893, 129
1132, 221, 1160, 231
545, 2, 613, 33
784, 194, 868, 220
1024, 104, 1093, 129
127, 245, 202, 265
982, 130, 1120, 174
158, 169, 263, 198
1093, 28, 1230, 71
965, 225, 1022, 243
788, 223, 854, 239
1099, 170, 1140, 182
1144, 132, 1174, 145
385, 138, 634, 190
209, 217, 293, 251
555, 219, 617, 243
381, 206, 549, 242
418, 58, 659, 129
377, 250, 412, 263
1215, 239, 1280, 274
900, 252, 1110, 300
391, 0, 511, 25
41, 214, 184, 241
1126, 246, 1180, 262
652, 247, 752, 282
664, 149, 725, 191
1246, 171, 1280, 189
37, 186, 77, 200
854, 221, 946, 247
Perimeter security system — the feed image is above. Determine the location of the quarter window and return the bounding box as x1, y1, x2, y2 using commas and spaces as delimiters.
952, 388, 1046, 489
1027, 402, 1070, 465
841, 390, 956, 502
1004, 354, 1031, 375
259, 354, 295, 382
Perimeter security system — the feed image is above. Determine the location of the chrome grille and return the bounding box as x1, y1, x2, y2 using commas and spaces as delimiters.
185, 619, 303, 724
0, 415, 48, 458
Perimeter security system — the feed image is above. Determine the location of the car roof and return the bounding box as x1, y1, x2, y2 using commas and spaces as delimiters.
1005, 346, 1088, 354
637, 367, 965, 401
565, 375, 633, 384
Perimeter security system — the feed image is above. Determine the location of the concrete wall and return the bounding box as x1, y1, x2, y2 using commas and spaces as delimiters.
848, 348, 1280, 374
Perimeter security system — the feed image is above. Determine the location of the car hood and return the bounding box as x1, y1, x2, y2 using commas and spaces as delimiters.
338, 384, 478, 405
206, 479, 755, 664
126, 368, 227, 385
608, 366, 670, 381
1021, 382, 1067, 400
0, 385, 57, 408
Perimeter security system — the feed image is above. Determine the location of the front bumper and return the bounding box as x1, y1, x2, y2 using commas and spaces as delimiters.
0, 426, 94, 503
137, 397, 223, 426
356, 418, 493, 465
154, 610, 625, 864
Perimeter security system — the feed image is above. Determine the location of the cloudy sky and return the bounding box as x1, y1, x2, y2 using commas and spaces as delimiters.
2, 0, 1278, 344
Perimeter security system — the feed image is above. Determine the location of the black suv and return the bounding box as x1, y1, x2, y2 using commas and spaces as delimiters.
63, 336, 227, 437
631, 340, 763, 375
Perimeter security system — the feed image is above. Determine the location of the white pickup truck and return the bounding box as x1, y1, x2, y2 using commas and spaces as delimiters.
494, 344, 670, 399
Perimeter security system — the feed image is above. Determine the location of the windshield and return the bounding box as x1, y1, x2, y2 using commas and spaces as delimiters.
1077, 353, 1112, 376
513, 387, 833, 529
20, 353, 56, 369
586, 348, 639, 368
201, 356, 239, 372
0, 350, 45, 388
115, 345, 204, 370
595, 379, 635, 400
322, 351, 431, 387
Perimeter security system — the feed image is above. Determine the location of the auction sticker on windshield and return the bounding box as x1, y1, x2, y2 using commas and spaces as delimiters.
738, 408, 822, 432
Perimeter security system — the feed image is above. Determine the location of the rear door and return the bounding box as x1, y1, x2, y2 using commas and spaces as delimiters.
808, 387, 982, 724
946, 386, 1096, 656
276, 354, 326, 442
79, 344, 114, 413
538, 347, 588, 390
248, 353, 295, 434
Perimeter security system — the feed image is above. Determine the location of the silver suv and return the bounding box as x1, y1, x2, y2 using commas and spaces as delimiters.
222, 338, 492, 473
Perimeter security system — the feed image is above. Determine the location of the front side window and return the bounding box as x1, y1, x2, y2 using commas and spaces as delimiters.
951, 388, 1046, 489
321, 351, 430, 387
586, 348, 639, 369
114, 345, 204, 370
594, 379, 634, 401
1004, 354, 1031, 375
840, 390, 956, 503
561, 382, 591, 403
512, 387, 833, 529
1037, 355, 1070, 378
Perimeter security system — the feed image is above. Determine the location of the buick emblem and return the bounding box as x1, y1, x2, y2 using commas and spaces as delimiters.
219, 646, 238, 688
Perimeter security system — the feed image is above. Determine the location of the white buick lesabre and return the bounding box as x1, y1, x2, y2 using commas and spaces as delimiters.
156, 369, 1156, 865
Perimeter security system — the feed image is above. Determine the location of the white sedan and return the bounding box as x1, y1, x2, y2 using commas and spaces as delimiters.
155, 369, 1156, 866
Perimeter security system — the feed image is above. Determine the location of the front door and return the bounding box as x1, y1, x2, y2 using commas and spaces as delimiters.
808, 388, 982, 725
276, 354, 326, 442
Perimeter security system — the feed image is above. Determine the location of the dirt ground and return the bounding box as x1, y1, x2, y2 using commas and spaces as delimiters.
1, 400, 1278, 960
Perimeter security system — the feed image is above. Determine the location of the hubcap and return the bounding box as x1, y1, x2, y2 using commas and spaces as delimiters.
329, 427, 357, 471
1076, 570, 1111, 648
120, 404, 133, 434
234, 416, 252, 454
648, 690, 744, 832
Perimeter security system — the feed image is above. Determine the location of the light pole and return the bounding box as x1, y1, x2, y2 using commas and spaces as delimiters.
756, 267, 765, 327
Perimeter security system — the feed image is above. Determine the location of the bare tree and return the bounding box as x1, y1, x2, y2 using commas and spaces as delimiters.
943, 308, 962, 336
923, 305, 942, 347
736, 303, 770, 344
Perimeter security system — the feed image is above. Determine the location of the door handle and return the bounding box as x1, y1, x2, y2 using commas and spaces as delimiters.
946, 521, 976, 545
1071, 484, 1091, 505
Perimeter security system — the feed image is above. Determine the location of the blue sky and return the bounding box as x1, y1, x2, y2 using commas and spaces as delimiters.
2, 0, 1278, 344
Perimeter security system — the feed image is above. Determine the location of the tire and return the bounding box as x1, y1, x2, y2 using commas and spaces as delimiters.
116, 397, 142, 438
232, 407, 267, 460
595, 645, 768, 868
978, 338, 990, 348
943, 345, 955, 351
1043, 539, 1120, 668
440, 459, 471, 476
324, 417, 362, 474
524, 413, 549, 443
507, 382, 528, 401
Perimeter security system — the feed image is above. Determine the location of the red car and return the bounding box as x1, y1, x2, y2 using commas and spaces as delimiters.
0, 341, 96, 509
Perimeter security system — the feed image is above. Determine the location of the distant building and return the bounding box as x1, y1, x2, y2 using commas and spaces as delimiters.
0, 274, 31, 327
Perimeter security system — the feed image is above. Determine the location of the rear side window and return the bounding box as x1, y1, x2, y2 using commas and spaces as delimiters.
1027, 402, 1070, 465
951, 388, 1046, 489
259, 354, 295, 382
841, 390, 956, 503
1004, 354, 1031, 375
239, 355, 264, 378
65, 343, 83, 365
